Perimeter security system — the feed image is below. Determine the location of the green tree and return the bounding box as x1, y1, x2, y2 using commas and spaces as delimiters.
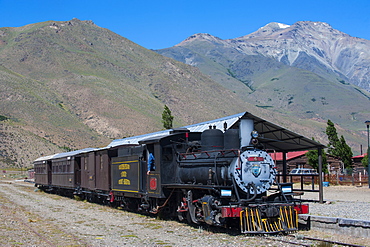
306, 139, 328, 173
325, 119, 353, 170
326, 119, 340, 156
362, 154, 368, 169
161, 105, 174, 129
337, 135, 353, 169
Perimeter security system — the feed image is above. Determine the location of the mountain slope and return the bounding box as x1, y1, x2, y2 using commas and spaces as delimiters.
236, 21, 370, 91
171, 22, 370, 91
0, 19, 253, 168
1, 19, 369, 169
156, 22, 370, 151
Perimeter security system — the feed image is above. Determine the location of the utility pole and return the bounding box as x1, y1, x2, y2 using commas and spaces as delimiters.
365, 121, 370, 188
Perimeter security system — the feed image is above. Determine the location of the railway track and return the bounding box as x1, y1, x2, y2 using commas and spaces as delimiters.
0, 182, 89, 246
264, 234, 366, 247
1, 180, 370, 246
1, 202, 56, 246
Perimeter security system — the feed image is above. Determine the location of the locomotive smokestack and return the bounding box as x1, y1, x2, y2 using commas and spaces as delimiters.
239, 118, 254, 149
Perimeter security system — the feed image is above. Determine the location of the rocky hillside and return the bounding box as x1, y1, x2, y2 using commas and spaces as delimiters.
173, 21, 370, 91
156, 21, 370, 153
0, 19, 253, 168
1, 19, 369, 169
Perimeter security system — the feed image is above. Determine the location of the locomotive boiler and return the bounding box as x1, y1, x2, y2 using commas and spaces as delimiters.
178, 119, 276, 197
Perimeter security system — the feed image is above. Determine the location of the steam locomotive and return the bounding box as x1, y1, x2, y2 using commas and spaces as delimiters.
34, 117, 308, 233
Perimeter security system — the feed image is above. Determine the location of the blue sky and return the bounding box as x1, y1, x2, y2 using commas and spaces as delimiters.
1, 0, 369, 49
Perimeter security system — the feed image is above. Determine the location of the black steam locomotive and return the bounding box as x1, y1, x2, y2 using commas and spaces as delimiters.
34, 117, 308, 233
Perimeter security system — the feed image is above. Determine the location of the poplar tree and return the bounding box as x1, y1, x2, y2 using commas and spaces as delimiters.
337, 135, 353, 169
162, 105, 174, 129
325, 119, 353, 170
326, 119, 340, 156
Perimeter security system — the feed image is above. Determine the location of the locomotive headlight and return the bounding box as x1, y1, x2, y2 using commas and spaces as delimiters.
251, 130, 259, 138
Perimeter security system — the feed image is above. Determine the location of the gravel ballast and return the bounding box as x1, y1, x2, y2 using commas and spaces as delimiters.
301, 185, 370, 221
1, 180, 369, 246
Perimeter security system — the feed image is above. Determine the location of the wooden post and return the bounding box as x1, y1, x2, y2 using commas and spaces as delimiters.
282, 151, 287, 183
336, 172, 339, 185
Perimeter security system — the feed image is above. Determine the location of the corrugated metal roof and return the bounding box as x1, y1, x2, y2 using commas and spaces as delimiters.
34, 148, 98, 162
35, 111, 326, 162
241, 112, 326, 151
269, 151, 308, 161
352, 153, 366, 159
107, 111, 326, 151
107, 112, 244, 147
185, 112, 242, 132
108, 130, 171, 147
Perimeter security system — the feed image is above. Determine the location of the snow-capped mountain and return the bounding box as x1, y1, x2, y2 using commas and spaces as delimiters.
163, 21, 370, 91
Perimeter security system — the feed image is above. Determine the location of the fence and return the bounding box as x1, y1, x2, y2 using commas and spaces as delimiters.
276, 173, 369, 192
276, 174, 320, 192
325, 173, 369, 186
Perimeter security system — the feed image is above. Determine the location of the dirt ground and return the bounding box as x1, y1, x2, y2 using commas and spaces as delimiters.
1, 179, 369, 246
300, 184, 370, 202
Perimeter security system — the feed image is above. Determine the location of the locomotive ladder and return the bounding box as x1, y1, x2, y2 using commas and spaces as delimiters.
240, 206, 298, 234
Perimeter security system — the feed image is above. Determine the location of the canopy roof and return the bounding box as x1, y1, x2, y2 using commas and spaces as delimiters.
239, 112, 325, 151
109, 112, 325, 151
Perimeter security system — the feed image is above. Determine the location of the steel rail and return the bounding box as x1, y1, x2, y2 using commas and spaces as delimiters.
290, 235, 366, 247
263, 234, 366, 247
0, 202, 57, 246
1, 182, 90, 246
